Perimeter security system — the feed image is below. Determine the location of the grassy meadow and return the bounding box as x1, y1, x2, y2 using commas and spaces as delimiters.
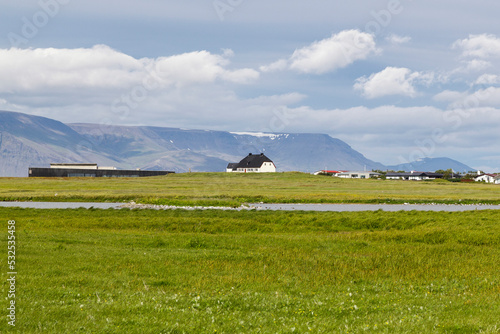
1, 207, 499, 333
1, 172, 500, 206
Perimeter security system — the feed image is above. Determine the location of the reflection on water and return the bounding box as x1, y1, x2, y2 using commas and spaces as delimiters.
251, 203, 500, 212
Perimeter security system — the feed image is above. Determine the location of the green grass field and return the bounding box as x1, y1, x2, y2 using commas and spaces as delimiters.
1, 172, 500, 206
1, 207, 499, 333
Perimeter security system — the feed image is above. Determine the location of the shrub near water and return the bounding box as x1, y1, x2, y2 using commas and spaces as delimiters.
0, 208, 499, 333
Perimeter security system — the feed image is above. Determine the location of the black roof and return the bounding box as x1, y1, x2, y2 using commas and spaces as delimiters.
232, 153, 274, 169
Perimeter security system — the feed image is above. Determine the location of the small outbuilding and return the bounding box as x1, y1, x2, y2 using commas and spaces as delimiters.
313, 170, 344, 176
335, 171, 381, 179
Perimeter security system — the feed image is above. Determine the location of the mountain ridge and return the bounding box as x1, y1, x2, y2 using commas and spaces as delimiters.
0, 110, 473, 176
386, 157, 474, 174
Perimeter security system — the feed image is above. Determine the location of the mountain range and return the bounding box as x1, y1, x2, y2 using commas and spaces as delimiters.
0, 110, 473, 177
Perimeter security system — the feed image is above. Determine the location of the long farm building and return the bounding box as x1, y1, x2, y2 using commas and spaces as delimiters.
29, 163, 174, 178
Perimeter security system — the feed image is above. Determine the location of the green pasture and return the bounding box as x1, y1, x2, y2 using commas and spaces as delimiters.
1, 172, 500, 206
1, 208, 499, 333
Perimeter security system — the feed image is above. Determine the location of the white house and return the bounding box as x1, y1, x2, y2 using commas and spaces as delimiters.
336, 171, 381, 179
475, 173, 499, 183
386, 171, 444, 181
226, 153, 276, 173
313, 170, 346, 176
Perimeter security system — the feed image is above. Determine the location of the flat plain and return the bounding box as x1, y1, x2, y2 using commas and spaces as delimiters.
0, 173, 499, 333
1, 172, 500, 206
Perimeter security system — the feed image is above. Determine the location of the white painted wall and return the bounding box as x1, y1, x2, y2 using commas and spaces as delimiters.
233, 162, 276, 173
258, 162, 276, 173
475, 174, 496, 183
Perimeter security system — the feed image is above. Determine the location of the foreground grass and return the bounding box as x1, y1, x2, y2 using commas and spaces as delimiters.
1, 172, 500, 206
0, 208, 499, 333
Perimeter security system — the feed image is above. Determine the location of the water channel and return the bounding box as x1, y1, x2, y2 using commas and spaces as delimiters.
1, 201, 499, 212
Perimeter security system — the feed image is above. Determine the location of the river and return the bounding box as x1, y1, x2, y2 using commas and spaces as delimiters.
1, 201, 499, 212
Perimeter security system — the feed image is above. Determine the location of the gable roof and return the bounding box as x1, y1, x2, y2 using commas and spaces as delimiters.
474, 173, 498, 180
475, 173, 498, 177
235, 153, 273, 169
337, 171, 380, 175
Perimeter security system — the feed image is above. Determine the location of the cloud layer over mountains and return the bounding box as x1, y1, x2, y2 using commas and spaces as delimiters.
1, 1, 499, 171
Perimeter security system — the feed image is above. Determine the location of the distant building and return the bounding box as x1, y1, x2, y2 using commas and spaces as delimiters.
226, 153, 276, 173
386, 171, 443, 181
29, 163, 174, 177
313, 170, 345, 176
336, 171, 381, 179
474, 173, 499, 183
50, 163, 101, 170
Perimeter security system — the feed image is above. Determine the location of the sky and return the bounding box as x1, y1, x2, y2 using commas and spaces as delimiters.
1, 0, 499, 171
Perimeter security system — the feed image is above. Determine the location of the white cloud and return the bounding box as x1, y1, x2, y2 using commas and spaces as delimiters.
449, 87, 500, 109
453, 34, 500, 59
463, 59, 492, 72
433, 84, 500, 111
449, 34, 500, 76
259, 30, 378, 75
0, 46, 259, 94
0, 45, 144, 92
154, 50, 258, 86
220, 68, 260, 84
261, 30, 378, 75
386, 34, 411, 44
434, 85, 500, 109
247, 92, 307, 106
0, 98, 22, 111
354, 67, 430, 99
475, 74, 500, 85
433, 90, 466, 103
258, 30, 379, 75
154, 51, 225, 86
259, 59, 288, 73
